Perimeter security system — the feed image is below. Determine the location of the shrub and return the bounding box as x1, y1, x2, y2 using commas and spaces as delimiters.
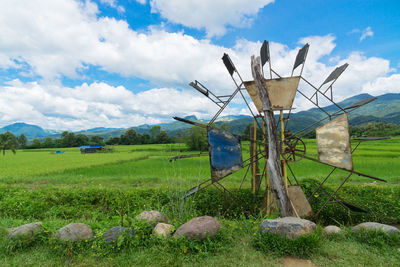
252, 228, 322, 258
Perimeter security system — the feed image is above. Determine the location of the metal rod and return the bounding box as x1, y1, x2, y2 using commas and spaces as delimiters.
301, 77, 345, 113
298, 153, 387, 182
316, 172, 353, 216
239, 164, 251, 190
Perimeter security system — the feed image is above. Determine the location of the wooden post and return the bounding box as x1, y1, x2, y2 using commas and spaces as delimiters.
251, 56, 294, 217
250, 124, 260, 194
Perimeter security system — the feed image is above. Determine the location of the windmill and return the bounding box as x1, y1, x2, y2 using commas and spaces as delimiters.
170, 40, 388, 217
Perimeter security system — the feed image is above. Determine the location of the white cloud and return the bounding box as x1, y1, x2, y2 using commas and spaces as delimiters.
0, 0, 398, 129
360, 26, 374, 41
100, 0, 125, 12
0, 80, 231, 130
149, 0, 274, 37
362, 74, 400, 95
135, 0, 147, 4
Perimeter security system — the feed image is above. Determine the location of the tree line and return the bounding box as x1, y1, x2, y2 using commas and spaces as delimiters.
0, 126, 174, 152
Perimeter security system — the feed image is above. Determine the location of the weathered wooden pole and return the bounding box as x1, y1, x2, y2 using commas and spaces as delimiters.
251, 55, 294, 217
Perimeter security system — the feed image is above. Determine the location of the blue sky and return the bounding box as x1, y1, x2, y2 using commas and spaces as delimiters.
0, 0, 399, 130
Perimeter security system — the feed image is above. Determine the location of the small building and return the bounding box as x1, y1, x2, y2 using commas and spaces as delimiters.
78, 145, 103, 154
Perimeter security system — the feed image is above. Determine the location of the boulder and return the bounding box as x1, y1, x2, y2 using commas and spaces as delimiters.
7, 222, 42, 240
260, 217, 316, 239
323, 225, 342, 235
104, 226, 134, 243
174, 216, 220, 240
55, 223, 93, 241
153, 223, 174, 238
352, 222, 399, 235
136, 210, 169, 225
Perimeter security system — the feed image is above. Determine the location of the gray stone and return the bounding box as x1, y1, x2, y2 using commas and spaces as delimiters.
7, 222, 42, 240
153, 223, 174, 238
323, 225, 342, 235
136, 210, 170, 225
104, 226, 134, 243
352, 222, 399, 235
55, 223, 93, 241
260, 217, 316, 239
174, 216, 220, 240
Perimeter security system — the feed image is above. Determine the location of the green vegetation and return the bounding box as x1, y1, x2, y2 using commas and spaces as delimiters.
0, 137, 398, 266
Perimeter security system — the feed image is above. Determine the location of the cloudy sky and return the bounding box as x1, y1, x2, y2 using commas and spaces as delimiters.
0, 0, 399, 130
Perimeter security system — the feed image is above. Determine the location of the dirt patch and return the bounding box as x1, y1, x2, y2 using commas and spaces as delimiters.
280, 257, 316, 267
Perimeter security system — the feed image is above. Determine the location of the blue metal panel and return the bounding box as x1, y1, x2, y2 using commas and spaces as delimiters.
208, 128, 243, 181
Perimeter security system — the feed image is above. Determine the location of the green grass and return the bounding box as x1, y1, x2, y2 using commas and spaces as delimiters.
0, 138, 398, 266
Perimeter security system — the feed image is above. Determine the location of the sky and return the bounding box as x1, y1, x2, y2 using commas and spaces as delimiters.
0, 0, 399, 131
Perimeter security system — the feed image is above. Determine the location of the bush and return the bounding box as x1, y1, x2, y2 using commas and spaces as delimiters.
252, 228, 322, 258
301, 179, 400, 225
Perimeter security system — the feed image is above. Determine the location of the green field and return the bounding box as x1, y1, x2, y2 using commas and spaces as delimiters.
1, 138, 398, 188
0, 138, 399, 266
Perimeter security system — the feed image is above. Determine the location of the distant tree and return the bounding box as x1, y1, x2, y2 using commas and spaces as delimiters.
106, 137, 120, 145
121, 129, 140, 145
76, 134, 89, 146
184, 126, 208, 151
30, 138, 42, 149
61, 132, 77, 147
0, 132, 18, 155
90, 135, 104, 145
17, 134, 27, 149
42, 137, 54, 148
149, 126, 161, 143
155, 130, 171, 144
140, 133, 150, 144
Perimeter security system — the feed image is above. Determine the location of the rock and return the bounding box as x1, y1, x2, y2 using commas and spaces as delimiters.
323, 225, 342, 235
174, 216, 221, 240
260, 217, 316, 239
136, 210, 169, 225
7, 222, 42, 239
55, 223, 93, 241
352, 222, 399, 235
104, 226, 134, 243
154, 223, 174, 238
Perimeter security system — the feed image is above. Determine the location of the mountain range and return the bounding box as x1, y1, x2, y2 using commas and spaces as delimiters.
1, 93, 399, 139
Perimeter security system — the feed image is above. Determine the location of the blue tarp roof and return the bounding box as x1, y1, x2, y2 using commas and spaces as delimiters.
78, 146, 103, 149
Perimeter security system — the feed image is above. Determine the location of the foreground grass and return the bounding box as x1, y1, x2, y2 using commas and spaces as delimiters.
0, 217, 399, 267
0, 138, 398, 266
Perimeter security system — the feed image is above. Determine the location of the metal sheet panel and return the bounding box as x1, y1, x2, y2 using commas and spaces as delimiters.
244, 76, 300, 112
222, 53, 235, 76
316, 114, 353, 170
260, 40, 270, 67
321, 63, 349, 86
293, 43, 309, 71
208, 128, 243, 181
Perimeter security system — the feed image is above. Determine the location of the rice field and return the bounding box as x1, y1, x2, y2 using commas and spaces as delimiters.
0, 137, 398, 189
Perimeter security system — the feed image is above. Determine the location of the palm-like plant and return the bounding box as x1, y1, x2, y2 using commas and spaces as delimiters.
0, 131, 18, 155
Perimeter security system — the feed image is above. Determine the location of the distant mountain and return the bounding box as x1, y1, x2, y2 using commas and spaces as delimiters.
1, 93, 399, 139
0, 123, 60, 139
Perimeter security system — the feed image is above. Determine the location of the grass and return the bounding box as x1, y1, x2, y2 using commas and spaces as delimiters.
0, 137, 398, 266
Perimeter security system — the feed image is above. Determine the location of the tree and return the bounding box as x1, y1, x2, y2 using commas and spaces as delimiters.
106, 137, 120, 145
90, 135, 104, 145
120, 129, 140, 145
140, 133, 150, 144
30, 138, 42, 149
61, 132, 77, 147
155, 130, 171, 144
76, 134, 89, 146
149, 126, 161, 143
17, 134, 27, 149
0, 132, 18, 155
42, 137, 54, 148
184, 126, 208, 151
